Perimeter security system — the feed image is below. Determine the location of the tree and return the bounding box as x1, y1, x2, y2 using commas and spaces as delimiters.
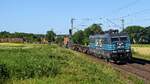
0, 31, 46, 43
141, 27, 150, 43
123, 26, 144, 44
83, 24, 103, 45
55, 36, 64, 46
86, 24, 103, 35
0, 31, 10, 38
72, 30, 85, 45
72, 24, 103, 45
46, 30, 56, 43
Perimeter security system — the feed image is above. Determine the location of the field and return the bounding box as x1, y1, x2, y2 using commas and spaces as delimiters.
0, 43, 145, 84
132, 44, 150, 60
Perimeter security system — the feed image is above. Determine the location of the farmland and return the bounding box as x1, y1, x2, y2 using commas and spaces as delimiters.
132, 44, 150, 60
0, 43, 145, 84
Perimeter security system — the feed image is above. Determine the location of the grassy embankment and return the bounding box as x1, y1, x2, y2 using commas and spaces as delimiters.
0, 43, 145, 84
132, 44, 150, 60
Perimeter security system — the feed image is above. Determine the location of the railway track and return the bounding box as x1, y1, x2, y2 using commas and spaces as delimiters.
70, 46, 150, 83
112, 62, 150, 83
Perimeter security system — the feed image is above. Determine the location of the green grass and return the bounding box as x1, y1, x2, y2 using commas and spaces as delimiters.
132, 44, 150, 47
132, 44, 150, 60
0, 43, 145, 84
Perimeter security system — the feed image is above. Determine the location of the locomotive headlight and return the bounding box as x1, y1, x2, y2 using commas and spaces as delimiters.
126, 50, 130, 52
112, 51, 117, 53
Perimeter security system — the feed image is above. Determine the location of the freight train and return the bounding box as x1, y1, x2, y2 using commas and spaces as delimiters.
67, 30, 132, 63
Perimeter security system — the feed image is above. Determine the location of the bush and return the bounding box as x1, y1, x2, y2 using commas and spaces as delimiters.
0, 64, 9, 84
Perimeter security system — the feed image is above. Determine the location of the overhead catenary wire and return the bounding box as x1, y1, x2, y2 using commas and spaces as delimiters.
105, 18, 121, 28
121, 9, 150, 18
126, 18, 150, 25
102, 0, 141, 31
114, 0, 141, 13
106, 0, 141, 18
118, 8, 150, 26
108, 8, 150, 21
102, 19, 113, 30
104, 8, 150, 29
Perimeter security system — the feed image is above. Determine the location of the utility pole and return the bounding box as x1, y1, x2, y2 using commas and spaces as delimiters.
70, 18, 75, 36
121, 18, 125, 31
71, 18, 74, 30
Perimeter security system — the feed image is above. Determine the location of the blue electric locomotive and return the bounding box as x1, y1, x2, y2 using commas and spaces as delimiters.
89, 30, 132, 62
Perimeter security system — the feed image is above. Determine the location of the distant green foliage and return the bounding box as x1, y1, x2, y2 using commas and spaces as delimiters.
72, 30, 85, 45
0, 31, 45, 43
72, 24, 103, 45
55, 36, 64, 46
46, 30, 56, 43
86, 24, 103, 35
141, 26, 150, 43
123, 26, 150, 44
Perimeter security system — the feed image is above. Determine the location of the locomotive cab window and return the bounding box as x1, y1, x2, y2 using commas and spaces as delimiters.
111, 37, 119, 42
111, 37, 129, 42
120, 37, 128, 42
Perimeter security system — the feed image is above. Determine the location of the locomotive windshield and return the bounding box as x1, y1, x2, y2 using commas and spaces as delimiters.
111, 38, 119, 42
120, 37, 128, 42
111, 37, 128, 42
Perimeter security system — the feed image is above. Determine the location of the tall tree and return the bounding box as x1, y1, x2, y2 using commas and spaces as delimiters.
141, 26, 150, 43
84, 24, 103, 45
72, 24, 103, 45
46, 30, 56, 43
86, 24, 103, 35
123, 26, 144, 43
72, 30, 85, 45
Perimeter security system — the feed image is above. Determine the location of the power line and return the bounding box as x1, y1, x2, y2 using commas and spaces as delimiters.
106, 8, 150, 26
105, 18, 121, 28
115, 0, 141, 13
107, 0, 141, 18
70, 18, 93, 35
126, 18, 150, 25
121, 9, 150, 18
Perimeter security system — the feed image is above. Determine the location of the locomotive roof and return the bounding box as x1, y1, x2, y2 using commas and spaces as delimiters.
89, 33, 128, 39
109, 33, 128, 37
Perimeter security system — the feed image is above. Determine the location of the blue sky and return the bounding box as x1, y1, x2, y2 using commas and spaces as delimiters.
0, 0, 149, 34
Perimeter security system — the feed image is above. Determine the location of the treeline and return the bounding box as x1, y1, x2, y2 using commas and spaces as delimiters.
0, 24, 150, 44
0, 31, 56, 43
72, 24, 150, 44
